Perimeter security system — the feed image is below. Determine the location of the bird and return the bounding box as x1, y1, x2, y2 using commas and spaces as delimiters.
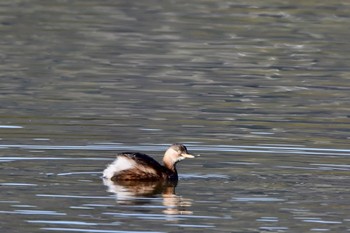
103, 143, 198, 181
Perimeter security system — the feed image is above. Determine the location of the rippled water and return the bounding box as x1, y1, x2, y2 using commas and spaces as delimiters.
1, 0, 350, 232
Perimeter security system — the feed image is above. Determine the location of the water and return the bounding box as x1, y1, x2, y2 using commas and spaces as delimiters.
1, 0, 350, 232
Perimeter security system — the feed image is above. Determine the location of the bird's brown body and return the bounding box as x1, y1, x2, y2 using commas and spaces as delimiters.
103, 144, 196, 181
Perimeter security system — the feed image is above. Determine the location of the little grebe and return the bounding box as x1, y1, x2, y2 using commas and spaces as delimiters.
103, 144, 197, 181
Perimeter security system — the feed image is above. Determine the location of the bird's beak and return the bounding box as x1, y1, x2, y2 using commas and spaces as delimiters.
181, 153, 199, 158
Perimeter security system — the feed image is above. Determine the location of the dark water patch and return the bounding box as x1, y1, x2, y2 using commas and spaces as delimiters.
180, 173, 230, 180
233, 197, 285, 202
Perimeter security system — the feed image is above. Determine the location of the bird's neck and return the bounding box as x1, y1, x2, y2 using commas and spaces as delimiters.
163, 158, 177, 172
163, 156, 178, 180
163, 149, 180, 179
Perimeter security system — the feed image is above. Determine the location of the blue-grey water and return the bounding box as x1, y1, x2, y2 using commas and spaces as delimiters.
1, 1, 350, 232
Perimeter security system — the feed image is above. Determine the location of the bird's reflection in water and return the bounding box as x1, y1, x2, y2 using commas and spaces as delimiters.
103, 179, 193, 215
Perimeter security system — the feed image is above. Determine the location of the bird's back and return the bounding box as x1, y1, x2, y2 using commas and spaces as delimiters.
103, 152, 166, 181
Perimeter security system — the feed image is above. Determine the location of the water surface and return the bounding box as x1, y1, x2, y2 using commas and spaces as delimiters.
1, 0, 350, 232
